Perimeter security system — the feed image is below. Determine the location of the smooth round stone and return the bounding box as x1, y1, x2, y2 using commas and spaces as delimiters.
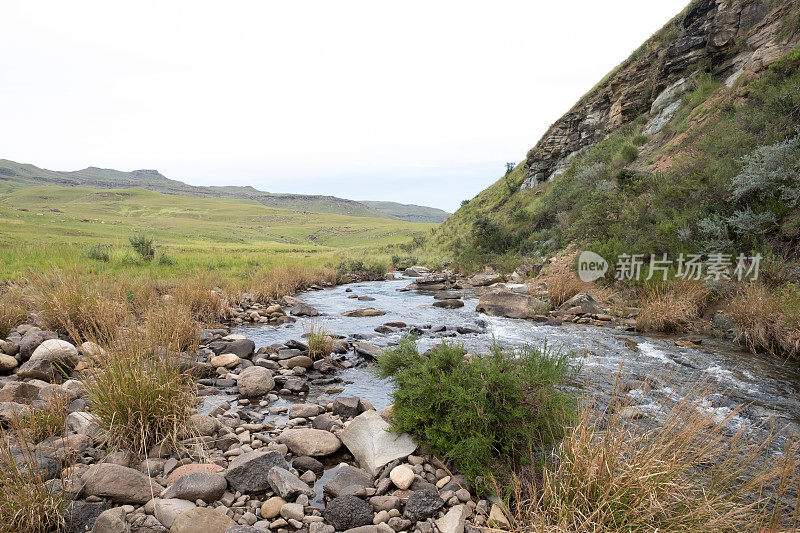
389, 465, 414, 490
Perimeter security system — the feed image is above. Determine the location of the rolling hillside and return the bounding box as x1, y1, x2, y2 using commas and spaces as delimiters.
0, 159, 445, 221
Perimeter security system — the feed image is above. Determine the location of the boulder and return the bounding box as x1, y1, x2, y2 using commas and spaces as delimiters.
0, 354, 18, 373
208, 338, 255, 359
324, 495, 373, 531
64, 501, 112, 533
333, 396, 362, 418
433, 300, 464, 309
30, 339, 80, 367
0, 381, 41, 404
467, 272, 502, 287
161, 471, 227, 503
236, 366, 275, 397
169, 507, 235, 533
260, 496, 286, 519
404, 489, 444, 522
18, 330, 57, 360
323, 464, 373, 497
277, 428, 341, 456
154, 498, 196, 528
225, 450, 289, 493
352, 342, 383, 360
91, 507, 130, 533
288, 404, 323, 418
557, 293, 602, 315
83, 463, 164, 504
267, 466, 315, 499
166, 462, 225, 486
210, 353, 241, 369
293, 456, 324, 475
281, 296, 319, 317
188, 413, 220, 437
436, 505, 467, 533
341, 410, 417, 476
343, 308, 386, 318
283, 355, 313, 369
0, 401, 31, 425
475, 287, 545, 319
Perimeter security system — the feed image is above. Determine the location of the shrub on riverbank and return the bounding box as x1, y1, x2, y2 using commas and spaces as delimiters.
376, 336, 576, 483
506, 390, 800, 532
635, 280, 711, 333
306, 324, 334, 359
726, 282, 800, 358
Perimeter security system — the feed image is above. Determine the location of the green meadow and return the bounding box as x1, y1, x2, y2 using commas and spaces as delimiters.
0, 185, 433, 280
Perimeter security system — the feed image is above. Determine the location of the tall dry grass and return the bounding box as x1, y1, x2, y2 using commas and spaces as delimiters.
0, 423, 69, 532
245, 264, 336, 302
503, 387, 800, 532
305, 324, 335, 359
27, 270, 129, 343
636, 280, 711, 333
82, 328, 197, 455
10, 390, 68, 444
727, 283, 800, 358
0, 283, 29, 337
546, 272, 586, 308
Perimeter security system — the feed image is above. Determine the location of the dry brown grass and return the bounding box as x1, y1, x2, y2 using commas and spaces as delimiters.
534, 249, 607, 308
10, 391, 68, 444
246, 264, 336, 302
727, 283, 800, 358
635, 280, 711, 333
504, 387, 800, 532
144, 299, 201, 353
0, 425, 69, 532
82, 328, 197, 455
28, 270, 128, 342
306, 324, 335, 360
170, 272, 229, 324
0, 283, 30, 337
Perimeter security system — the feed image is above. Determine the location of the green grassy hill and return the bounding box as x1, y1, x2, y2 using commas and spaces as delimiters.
0, 184, 430, 279
0, 159, 443, 220
359, 201, 450, 223
426, 0, 800, 272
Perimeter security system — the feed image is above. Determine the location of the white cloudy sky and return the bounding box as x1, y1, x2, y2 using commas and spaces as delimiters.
1, 1, 687, 212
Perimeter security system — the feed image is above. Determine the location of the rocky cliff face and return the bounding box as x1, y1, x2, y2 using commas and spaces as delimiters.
521, 0, 799, 189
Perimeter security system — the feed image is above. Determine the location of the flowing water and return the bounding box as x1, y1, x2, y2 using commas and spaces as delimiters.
233, 274, 800, 450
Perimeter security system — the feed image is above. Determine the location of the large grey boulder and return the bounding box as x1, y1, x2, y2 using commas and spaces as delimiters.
64, 501, 112, 533
169, 507, 235, 533
208, 338, 255, 359
18, 330, 58, 360
436, 505, 468, 533
267, 466, 315, 499
341, 410, 416, 476
91, 507, 130, 533
154, 498, 196, 528
236, 366, 275, 398
475, 286, 545, 319
558, 293, 603, 315
83, 463, 164, 504
18, 338, 81, 380
0, 401, 31, 425
323, 464, 373, 497
225, 450, 288, 493
277, 428, 341, 457
324, 495, 373, 531
281, 296, 319, 317
161, 471, 227, 503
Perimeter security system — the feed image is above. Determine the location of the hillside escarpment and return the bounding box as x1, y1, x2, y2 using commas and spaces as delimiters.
522, 0, 799, 189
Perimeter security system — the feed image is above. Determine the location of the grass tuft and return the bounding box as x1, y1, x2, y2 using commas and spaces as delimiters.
635, 280, 710, 333
306, 324, 335, 360
726, 283, 800, 358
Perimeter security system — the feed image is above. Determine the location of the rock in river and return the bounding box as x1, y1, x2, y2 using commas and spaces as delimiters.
343, 308, 386, 317
341, 410, 417, 476
277, 428, 341, 456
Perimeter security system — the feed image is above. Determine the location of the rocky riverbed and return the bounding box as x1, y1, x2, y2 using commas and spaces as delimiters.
0, 270, 798, 533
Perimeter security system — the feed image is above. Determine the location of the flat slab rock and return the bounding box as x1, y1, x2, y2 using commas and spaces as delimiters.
341, 409, 417, 476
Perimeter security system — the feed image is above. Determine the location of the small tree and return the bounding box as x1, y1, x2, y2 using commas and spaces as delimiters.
505, 162, 515, 174
129, 233, 155, 262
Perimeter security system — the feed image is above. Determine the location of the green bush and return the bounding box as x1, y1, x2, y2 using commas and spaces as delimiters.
129, 233, 155, 262
376, 336, 576, 483
632, 134, 649, 146
335, 260, 387, 283
86, 244, 110, 262
620, 144, 639, 164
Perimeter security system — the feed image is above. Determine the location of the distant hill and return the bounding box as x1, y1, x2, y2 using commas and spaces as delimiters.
359, 200, 450, 223
0, 159, 444, 221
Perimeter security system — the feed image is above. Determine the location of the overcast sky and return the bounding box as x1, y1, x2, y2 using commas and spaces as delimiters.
1, 1, 688, 212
